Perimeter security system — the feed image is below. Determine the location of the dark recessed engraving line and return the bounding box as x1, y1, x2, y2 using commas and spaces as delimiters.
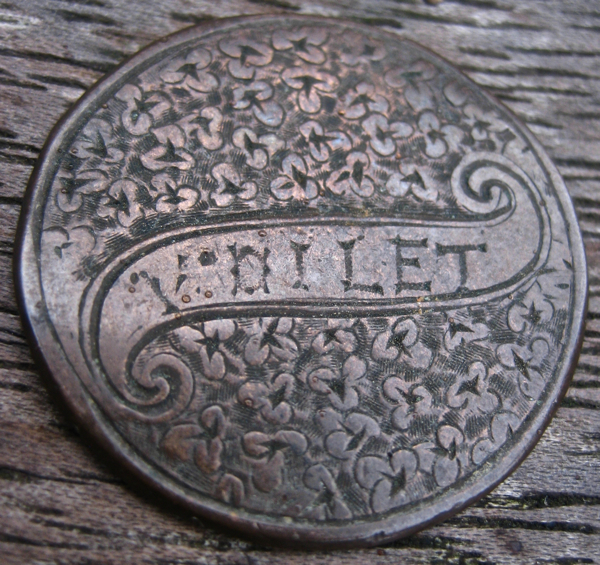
389, 236, 431, 294
436, 242, 487, 292
139, 271, 179, 315
290, 240, 311, 291
339, 239, 384, 295
229, 243, 271, 297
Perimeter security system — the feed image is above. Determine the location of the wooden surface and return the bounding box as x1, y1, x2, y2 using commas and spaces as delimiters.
1, 0, 599, 563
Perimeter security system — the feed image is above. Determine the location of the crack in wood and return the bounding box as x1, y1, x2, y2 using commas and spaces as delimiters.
54, 9, 118, 27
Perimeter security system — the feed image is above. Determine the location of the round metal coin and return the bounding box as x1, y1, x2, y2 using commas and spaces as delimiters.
15, 15, 587, 547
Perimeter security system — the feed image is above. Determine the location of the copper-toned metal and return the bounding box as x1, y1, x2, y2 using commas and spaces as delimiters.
14, 15, 587, 547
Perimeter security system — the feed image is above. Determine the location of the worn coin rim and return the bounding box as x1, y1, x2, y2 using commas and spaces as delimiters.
13, 14, 588, 548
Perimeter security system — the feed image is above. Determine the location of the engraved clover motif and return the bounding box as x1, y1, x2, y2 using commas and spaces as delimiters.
372, 318, 433, 370
140, 125, 194, 172
417, 111, 451, 158
73, 118, 124, 163
340, 33, 385, 66
362, 114, 412, 156
443, 315, 489, 351
179, 107, 223, 151
272, 27, 327, 64
355, 450, 418, 513
56, 169, 109, 213
151, 173, 199, 214
219, 37, 273, 79
161, 405, 226, 475
319, 409, 380, 461
446, 361, 498, 414
210, 163, 257, 208
96, 179, 144, 227
174, 321, 237, 381
472, 411, 522, 465
299, 121, 351, 162
385, 60, 437, 112
270, 153, 319, 201
237, 372, 295, 425
115, 84, 170, 136
231, 81, 284, 127
383, 376, 440, 431
444, 80, 471, 108
385, 163, 438, 202
409, 428, 467, 488
311, 319, 357, 355
42, 226, 96, 264
497, 337, 549, 400
160, 48, 218, 92
301, 464, 352, 521
281, 67, 339, 114
244, 317, 298, 366
232, 127, 284, 170
308, 355, 367, 412
243, 430, 307, 493
463, 104, 506, 142
433, 425, 465, 487
326, 152, 375, 197
507, 283, 554, 333
339, 82, 389, 119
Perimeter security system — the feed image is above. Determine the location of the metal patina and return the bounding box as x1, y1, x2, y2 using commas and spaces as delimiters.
15, 15, 587, 547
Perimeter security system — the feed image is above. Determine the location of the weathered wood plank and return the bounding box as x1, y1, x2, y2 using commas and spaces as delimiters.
1, 0, 599, 563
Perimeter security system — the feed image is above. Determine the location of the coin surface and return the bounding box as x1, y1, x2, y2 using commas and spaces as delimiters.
15, 15, 587, 547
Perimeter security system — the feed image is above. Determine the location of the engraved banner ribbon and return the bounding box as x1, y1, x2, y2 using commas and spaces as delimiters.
78, 153, 551, 420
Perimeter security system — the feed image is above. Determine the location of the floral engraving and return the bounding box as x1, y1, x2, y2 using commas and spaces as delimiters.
160, 48, 218, 92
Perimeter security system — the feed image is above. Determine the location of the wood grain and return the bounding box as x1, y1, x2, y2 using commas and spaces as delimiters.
1, 1, 599, 563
